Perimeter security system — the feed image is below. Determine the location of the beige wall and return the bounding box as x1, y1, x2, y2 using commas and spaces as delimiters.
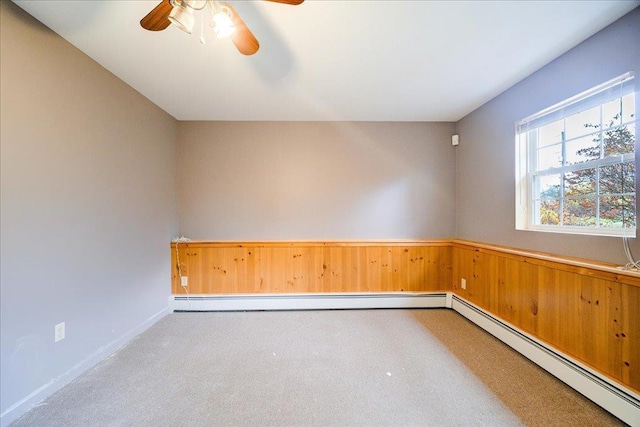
0, 2, 177, 422
177, 121, 456, 239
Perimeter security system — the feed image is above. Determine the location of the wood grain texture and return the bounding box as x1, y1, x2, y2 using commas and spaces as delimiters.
451, 243, 640, 392
226, 3, 260, 55
451, 240, 640, 287
140, 0, 171, 31
171, 240, 452, 294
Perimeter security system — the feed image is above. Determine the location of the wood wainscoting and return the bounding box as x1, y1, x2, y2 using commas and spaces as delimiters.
171, 240, 452, 294
170, 239, 639, 394
450, 240, 640, 394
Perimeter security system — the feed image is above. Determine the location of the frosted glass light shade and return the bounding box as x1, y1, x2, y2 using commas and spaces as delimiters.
169, 5, 195, 34
212, 10, 235, 38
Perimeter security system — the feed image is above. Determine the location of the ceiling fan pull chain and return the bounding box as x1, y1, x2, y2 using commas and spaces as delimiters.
199, 10, 206, 44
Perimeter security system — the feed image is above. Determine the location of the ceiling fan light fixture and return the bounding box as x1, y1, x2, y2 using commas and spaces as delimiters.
212, 8, 235, 38
168, 4, 195, 34
141, 0, 300, 55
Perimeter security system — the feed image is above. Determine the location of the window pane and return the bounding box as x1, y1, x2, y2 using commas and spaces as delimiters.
565, 134, 600, 165
564, 169, 596, 196
538, 120, 563, 147
534, 200, 560, 225
563, 198, 596, 226
566, 106, 600, 139
621, 93, 635, 124
535, 174, 561, 198
599, 162, 635, 194
537, 144, 562, 170
600, 195, 636, 228
602, 99, 622, 129
603, 123, 635, 156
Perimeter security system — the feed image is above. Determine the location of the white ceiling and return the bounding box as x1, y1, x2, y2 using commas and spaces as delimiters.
13, 1, 639, 121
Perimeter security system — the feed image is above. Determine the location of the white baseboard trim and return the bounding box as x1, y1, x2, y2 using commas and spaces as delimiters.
0, 307, 169, 427
169, 292, 449, 311
451, 295, 640, 426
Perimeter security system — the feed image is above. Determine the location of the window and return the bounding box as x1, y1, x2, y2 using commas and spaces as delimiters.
516, 73, 636, 237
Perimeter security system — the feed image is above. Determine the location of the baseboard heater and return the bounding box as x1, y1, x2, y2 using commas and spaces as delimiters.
169, 292, 449, 311
168, 292, 639, 425
450, 295, 640, 426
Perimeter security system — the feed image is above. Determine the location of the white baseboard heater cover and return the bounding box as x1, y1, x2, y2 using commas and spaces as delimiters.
169, 292, 448, 312
451, 295, 640, 427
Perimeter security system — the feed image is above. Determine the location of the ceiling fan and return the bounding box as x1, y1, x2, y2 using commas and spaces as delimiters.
140, 0, 304, 56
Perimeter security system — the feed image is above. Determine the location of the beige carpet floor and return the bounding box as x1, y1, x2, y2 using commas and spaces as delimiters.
12, 309, 623, 426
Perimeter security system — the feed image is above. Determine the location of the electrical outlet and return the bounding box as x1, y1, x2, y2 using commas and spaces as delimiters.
180, 276, 188, 287
55, 322, 65, 342
461, 278, 467, 290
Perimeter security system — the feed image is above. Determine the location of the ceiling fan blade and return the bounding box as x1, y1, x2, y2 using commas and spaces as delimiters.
140, 0, 172, 31
264, 0, 305, 4
224, 3, 260, 56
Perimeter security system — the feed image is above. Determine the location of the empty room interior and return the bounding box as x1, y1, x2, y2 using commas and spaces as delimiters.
1, 0, 640, 425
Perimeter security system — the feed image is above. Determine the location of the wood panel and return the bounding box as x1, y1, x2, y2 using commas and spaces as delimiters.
451, 243, 640, 392
171, 241, 452, 295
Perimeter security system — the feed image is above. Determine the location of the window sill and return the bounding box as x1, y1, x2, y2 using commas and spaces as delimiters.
517, 225, 636, 238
